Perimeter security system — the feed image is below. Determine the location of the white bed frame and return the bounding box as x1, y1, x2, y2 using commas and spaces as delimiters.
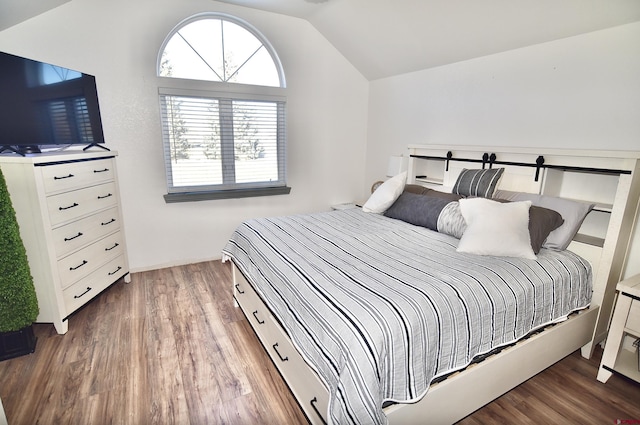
230, 145, 640, 424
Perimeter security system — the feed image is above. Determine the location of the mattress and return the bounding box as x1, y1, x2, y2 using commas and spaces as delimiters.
222, 208, 592, 425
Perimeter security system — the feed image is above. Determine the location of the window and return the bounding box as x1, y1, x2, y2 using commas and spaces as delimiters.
157, 13, 288, 202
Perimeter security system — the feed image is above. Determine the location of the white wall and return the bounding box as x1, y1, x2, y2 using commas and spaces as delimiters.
0, 0, 369, 271
366, 22, 640, 278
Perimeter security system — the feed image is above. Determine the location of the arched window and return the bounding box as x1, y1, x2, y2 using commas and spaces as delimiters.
157, 13, 288, 201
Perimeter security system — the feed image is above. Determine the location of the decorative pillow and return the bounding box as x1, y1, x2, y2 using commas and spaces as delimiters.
362, 171, 407, 213
493, 198, 564, 254
494, 190, 594, 251
452, 168, 504, 198
384, 192, 453, 231
437, 201, 467, 239
457, 198, 536, 260
403, 185, 463, 202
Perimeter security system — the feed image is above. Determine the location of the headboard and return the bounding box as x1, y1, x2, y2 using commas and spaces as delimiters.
406, 144, 640, 356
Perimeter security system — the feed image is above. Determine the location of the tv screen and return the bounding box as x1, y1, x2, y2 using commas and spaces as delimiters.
0, 51, 106, 154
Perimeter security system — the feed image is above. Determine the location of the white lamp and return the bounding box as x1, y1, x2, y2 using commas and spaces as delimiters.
387, 155, 408, 177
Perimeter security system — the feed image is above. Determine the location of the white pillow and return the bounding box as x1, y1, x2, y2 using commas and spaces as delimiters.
362, 171, 407, 214
457, 198, 536, 260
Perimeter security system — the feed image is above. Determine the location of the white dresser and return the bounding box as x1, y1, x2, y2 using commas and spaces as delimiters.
0, 150, 130, 334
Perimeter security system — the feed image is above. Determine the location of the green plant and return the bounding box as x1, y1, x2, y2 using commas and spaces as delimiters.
0, 168, 38, 332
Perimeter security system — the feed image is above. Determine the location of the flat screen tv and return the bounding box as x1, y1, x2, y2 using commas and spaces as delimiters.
0, 51, 107, 155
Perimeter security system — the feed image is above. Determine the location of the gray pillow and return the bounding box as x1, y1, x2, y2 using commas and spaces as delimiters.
494, 190, 594, 251
384, 192, 452, 231
452, 168, 504, 198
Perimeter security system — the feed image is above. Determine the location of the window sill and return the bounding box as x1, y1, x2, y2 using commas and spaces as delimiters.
163, 186, 291, 203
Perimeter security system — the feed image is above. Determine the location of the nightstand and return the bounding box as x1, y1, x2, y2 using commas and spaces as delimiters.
331, 202, 359, 210
597, 273, 640, 383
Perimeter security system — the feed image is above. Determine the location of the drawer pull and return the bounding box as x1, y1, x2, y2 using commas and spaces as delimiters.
235, 284, 245, 294
105, 242, 119, 251
252, 310, 265, 324
101, 218, 116, 226
54, 173, 74, 180
59, 202, 79, 211
310, 397, 327, 424
94, 168, 109, 173
69, 260, 88, 271
74, 287, 92, 299
272, 343, 289, 362
108, 266, 122, 276
64, 232, 83, 241
97, 193, 113, 199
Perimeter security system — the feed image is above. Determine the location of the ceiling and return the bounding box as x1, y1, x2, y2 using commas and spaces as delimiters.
217, 0, 640, 80
1, 0, 639, 80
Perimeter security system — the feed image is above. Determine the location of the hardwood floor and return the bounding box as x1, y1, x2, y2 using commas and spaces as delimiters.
1, 260, 638, 424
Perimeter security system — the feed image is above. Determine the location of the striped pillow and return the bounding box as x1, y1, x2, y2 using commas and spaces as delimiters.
452, 168, 504, 198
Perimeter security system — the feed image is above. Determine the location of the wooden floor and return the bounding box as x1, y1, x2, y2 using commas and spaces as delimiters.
1, 260, 639, 425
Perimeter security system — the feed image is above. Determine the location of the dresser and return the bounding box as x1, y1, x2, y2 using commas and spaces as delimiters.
0, 151, 130, 334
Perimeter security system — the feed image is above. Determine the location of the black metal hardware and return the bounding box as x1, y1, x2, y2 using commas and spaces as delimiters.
252, 310, 265, 324
73, 287, 92, 299
481, 153, 489, 169
69, 260, 88, 271
97, 193, 113, 199
310, 397, 327, 424
105, 243, 119, 251
489, 153, 497, 169
101, 218, 116, 226
535, 156, 545, 182
64, 232, 83, 241
409, 153, 631, 178
235, 284, 245, 294
272, 343, 289, 362
94, 168, 109, 173
54, 174, 74, 180
59, 202, 79, 211
108, 266, 122, 276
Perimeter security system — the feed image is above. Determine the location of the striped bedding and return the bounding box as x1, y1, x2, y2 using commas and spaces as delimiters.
222, 208, 592, 425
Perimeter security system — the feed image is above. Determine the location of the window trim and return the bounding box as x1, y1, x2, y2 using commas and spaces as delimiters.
156, 12, 289, 202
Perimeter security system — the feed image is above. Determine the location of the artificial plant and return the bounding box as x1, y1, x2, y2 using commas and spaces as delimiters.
0, 167, 38, 332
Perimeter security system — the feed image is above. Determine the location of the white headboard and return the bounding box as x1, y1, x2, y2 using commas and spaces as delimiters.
406, 144, 640, 356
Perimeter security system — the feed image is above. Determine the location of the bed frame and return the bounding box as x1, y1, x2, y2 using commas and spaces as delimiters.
230, 145, 640, 424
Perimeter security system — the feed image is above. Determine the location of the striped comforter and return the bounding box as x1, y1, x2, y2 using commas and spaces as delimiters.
222, 208, 592, 425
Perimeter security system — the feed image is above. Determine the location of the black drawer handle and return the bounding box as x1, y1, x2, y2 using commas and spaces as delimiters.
101, 218, 116, 226
97, 193, 113, 199
64, 232, 83, 241
252, 310, 265, 324
105, 242, 119, 251
310, 397, 327, 425
94, 168, 109, 173
74, 287, 92, 299
272, 343, 289, 362
59, 202, 79, 211
54, 174, 74, 180
235, 284, 245, 294
108, 266, 122, 276
69, 260, 88, 271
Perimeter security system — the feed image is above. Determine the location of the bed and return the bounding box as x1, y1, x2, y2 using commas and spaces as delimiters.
222, 145, 640, 424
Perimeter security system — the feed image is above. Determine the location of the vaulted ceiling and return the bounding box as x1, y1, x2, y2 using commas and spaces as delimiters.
218, 0, 640, 80
2, 0, 639, 80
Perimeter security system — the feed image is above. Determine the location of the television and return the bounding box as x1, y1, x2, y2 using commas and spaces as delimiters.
0, 51, 107, 155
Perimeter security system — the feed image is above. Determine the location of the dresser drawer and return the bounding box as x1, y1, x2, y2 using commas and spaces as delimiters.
47, 181, 118, 226
62, 255, 127, 316
627, 299, 640, 335
57, 232, 125, 288
40, 158, 115, 194
51, 207, 122, 258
